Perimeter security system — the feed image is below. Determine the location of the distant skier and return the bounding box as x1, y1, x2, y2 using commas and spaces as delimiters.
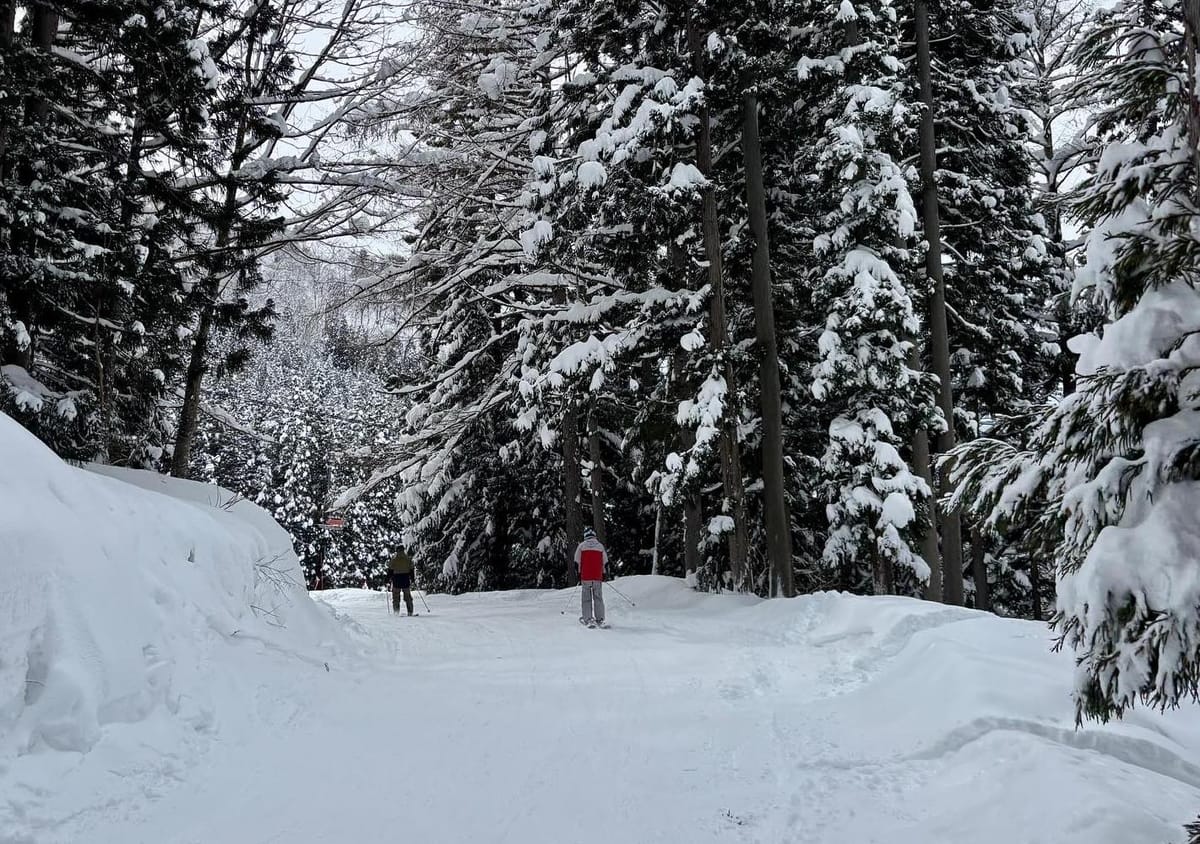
574, 527, 608, 628
389, 544, 415, 616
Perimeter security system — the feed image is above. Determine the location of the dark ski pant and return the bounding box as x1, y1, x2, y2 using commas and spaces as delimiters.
581, 580, 605, 624
391, 572, 413, 615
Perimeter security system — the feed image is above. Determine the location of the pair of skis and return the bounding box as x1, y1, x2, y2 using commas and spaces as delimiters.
579, 617, 610, 629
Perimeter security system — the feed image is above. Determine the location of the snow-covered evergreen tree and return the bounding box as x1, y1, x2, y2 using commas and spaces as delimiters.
951, 0, 1200, 719
0, 0, 216, 463
532, 0, 822, 594
922, 0, 1057, 434
194, 311, 407, 588
525, 0, 732, 585
338, 1, 574, 591
795, 0, 939, 595
937, 0, 1057, 610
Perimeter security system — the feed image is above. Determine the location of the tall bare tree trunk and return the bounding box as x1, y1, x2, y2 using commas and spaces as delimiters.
0, 0, 15, 167
587, 403, 608, 545
491, 496, 510, 590
1029, 556, 1043, 621
1036, 75, 1078, 398
914, 0, 964, 606
94, 119, 148, 462
1184, 1, 1200, 191
0, 0, 11, 366
562, 398, 584, 586
27, 4, 56, 124
0, 0, 17, 367
171, 306, 213, 476
669, 242, 704, 587
908, 346, 943, 600
651, 502, 662, 576
688, 21, 750, 591
93, 310, 109, 462
680, 425, 703, 584
740, 73, 794, 599
970, 528, 991, 611
6, 3, 59, 373
172, 104, 249, 477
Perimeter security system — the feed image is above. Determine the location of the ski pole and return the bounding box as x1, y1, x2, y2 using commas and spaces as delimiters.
415, 585, 431, 613
605, 581, 636, 607
559, 584, 580, 615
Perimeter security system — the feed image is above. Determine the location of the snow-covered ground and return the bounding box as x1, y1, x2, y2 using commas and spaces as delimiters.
0, 413, 347, 844
8, 581, 1200, 842
4, 412, 1200, 843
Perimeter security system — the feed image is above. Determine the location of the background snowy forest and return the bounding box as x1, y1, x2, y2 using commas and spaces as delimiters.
2, 0, 1200, 747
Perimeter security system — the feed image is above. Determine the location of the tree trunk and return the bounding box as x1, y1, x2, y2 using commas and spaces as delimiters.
492, 495, 510, 590
871, 544, 895, 596
5, 2, 58, 372
1184, 0, 1200, 193
1040, 119, 1063, 244
172, 103, 247, 477
908, 346, 943, 600
669, 242, 704, 587
0, 0, 15, 169
93, 307, 109, 463
0, 0, 12, 357
883, 543, 896, 594
96, 119, 146, 462
740, 72, 794, 599
1037, 82, 1078, 397
680, 425, 703, 585
587, 403, 608, 545
688, 21, 750, 591
651, 501, 662, 576
914, 0, 965, 606
26, 4, 57, 124
170, 305, 213, 477
1029, 555, 1043, 622
970, 528, 991, 612
870, 548, 883, 595
313, 530, 328, 591
1055, 295, 1076, 395
562, 399, 584, 586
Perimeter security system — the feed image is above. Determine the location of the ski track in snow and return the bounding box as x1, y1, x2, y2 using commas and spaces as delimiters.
13, 578, 1200, 844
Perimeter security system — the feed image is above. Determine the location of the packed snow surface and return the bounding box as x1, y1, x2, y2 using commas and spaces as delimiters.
6, 583, 1200, 840
3, 412, 1200, 842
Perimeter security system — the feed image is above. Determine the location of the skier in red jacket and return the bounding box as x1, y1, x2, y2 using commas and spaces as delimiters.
574, 528, 609, 628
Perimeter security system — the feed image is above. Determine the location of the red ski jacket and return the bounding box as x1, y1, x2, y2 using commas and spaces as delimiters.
573, 538, 608, 582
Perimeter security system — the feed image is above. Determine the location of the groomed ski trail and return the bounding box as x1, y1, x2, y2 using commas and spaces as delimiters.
53, 577, 1200, 844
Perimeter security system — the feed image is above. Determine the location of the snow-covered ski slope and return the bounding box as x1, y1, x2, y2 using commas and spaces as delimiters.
3, 410, 1200, 843
19, 581, 1200, 843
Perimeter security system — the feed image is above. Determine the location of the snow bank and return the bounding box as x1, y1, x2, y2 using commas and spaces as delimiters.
0, 412, 346, 838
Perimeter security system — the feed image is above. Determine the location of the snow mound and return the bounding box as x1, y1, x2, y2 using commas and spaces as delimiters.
0, 412, 346, 838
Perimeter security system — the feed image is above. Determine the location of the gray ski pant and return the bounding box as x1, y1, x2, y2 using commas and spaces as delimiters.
581, 580, 605, 623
